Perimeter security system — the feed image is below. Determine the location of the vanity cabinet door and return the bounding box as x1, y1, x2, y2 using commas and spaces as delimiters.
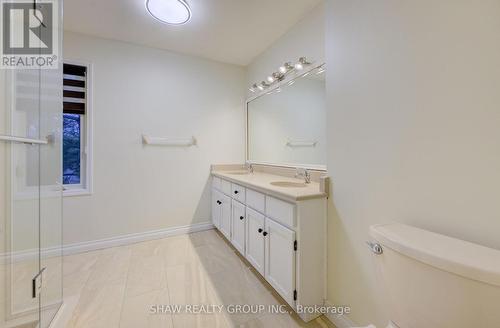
245, 208, 265, 275
219, 194, 232, 240
264, 218, 296, 306
212, 189, 222, 229
231, 200, 246, 254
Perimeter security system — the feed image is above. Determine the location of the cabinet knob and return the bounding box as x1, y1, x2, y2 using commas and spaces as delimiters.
263, 231, 268, 236
258, 228, 263, 233
217, 200, 221, 205
240, 216, 244, 220
234, 190, 239, 194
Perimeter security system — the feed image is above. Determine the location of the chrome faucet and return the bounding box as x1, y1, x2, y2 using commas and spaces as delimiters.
295, 168, 311, 184
245, 161, 254, 174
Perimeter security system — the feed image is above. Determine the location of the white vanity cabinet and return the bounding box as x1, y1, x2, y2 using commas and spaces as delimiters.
265, 218, 296, 305
220, 195, 232, 240
231, 183, 246, 203
231, 200, 246, 254
245, 208, 266, 274
212, 189, 221, 229
211, 175, 327, 322
212, 189, 231, 240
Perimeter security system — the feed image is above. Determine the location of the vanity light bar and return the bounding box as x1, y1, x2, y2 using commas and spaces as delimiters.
248, 57, 314, 93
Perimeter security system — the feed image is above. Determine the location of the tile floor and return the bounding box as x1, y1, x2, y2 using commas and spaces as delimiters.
62, 229, 335, 328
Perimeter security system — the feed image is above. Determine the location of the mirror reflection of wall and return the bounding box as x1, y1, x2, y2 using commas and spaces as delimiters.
247, 66, 326, 168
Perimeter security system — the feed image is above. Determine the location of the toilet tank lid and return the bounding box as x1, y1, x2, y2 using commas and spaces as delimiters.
370, 223, 500, 287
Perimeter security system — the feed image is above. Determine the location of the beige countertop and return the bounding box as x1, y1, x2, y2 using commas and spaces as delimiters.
212, 169, 328, 202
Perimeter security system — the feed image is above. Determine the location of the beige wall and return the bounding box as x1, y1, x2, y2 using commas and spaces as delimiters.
63, 32, 246, 245
326, 0, 500, 326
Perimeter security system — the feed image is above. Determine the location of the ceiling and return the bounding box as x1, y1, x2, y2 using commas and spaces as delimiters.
63, 0, 322, 66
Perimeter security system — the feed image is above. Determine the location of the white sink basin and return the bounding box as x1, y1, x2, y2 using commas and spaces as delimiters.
270, 181, 308, 188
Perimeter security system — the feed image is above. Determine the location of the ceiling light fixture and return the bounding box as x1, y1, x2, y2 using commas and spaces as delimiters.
146, 0, 192, 25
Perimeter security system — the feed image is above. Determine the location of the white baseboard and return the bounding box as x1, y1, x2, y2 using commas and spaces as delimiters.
323, 300, 359, 328
49, 295, 80, 328
1, 221, 214, 263
63, 221, 214, 256
0, 246, 62, 264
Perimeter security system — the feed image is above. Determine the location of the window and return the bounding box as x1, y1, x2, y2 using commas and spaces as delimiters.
63, 113, 81, 184
63, 62, 92, 196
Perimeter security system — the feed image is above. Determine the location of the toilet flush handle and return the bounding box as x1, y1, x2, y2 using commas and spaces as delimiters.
366, 241, 383, 255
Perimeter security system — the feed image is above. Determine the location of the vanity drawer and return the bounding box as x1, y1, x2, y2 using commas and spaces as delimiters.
246, 189, 265, 213
212, 176, 222, 190
231, 183, 246, 203
221, 179, 232, 195
265, 196, 296, 229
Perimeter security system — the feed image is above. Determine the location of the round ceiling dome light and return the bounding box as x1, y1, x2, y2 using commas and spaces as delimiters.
146, 0, 192, 25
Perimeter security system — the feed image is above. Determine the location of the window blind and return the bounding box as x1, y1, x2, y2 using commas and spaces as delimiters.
63, 63, 86, 115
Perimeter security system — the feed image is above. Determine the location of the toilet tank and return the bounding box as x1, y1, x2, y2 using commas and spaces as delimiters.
370, 223, 500, 328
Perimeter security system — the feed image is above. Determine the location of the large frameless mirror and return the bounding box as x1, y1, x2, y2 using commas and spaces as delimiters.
247, 64, 327, 169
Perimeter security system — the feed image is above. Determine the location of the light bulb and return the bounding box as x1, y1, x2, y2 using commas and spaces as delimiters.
279, 62, 293, 74
295, 63, 303, 70
267, 76, 274, 83
257, 84, 264, 91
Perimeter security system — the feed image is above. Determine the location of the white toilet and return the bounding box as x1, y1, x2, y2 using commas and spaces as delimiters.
368, 223, 500, 328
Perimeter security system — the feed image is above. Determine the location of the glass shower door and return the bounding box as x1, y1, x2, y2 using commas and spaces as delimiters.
0, 0, 63, 326
0, 68, 43, 328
